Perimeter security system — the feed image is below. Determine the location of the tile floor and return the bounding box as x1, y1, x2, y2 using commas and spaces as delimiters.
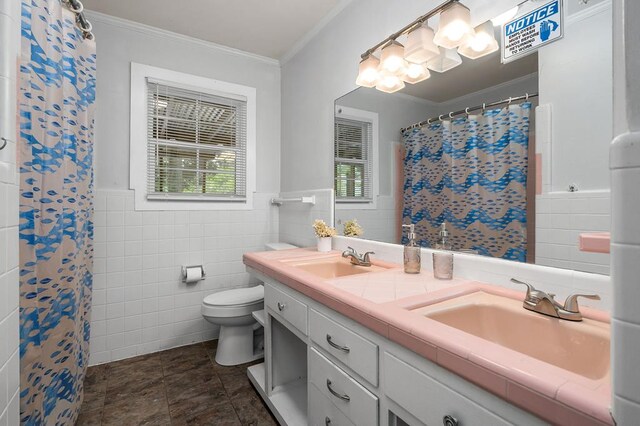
77, 341, 277, 425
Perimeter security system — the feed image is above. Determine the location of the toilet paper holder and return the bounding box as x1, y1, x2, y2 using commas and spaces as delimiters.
181, 265, 206, 283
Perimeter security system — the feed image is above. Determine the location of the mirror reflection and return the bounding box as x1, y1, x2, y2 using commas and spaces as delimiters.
334, 1, 612, 275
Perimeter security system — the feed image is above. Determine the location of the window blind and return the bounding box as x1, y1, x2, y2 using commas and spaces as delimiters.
334, 117, 373, 201
146, 79, 247, 200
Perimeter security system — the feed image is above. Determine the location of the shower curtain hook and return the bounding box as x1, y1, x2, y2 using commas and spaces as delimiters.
508, 96, 513, 104
449, 112, 454, 119
465, 107, 470, 116
427, 118, 432, 125
438, 114, 444, 122
525, 92, 529, 100
482, 103, 486, 112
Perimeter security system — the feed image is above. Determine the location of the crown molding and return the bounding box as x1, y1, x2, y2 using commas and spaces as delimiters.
280, 0, 354, 65
567, 0, 611, 25
84, 10, 281, 67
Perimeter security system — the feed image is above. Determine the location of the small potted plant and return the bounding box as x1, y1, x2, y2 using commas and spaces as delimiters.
343, 219, 364, 238
312, 219, 336, 252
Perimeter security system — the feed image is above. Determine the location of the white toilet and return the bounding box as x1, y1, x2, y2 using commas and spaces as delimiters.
202, 242, 297, 366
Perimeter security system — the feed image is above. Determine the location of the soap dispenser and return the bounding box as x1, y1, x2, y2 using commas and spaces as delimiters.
434, 222, 452, 251
402, 224, 421, 274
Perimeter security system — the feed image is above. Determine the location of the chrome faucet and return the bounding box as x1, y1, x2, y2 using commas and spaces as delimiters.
511, 278, 600, 322
342, 247, 375, 267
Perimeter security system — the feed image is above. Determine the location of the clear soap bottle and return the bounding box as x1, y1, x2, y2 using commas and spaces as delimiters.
402, 224, 421, 274
434, 222, 452, 251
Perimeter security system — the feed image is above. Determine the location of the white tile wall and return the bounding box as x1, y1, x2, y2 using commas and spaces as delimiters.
336, 195, 398, 244
611, 130, 640, 420
278, 189, 334, 248
90, 189, 279, 365
535, 190, 610, 275
0, 0, 20, 423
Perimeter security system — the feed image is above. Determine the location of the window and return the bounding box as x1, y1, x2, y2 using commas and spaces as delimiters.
130, 63, 256, 210
334, 106, 378, 206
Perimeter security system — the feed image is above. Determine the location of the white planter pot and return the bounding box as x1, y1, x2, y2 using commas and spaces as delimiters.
317, 237, 332, 252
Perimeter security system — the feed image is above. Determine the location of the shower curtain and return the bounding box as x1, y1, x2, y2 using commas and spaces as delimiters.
402, 103, 531, 261
18, 0, 96, 424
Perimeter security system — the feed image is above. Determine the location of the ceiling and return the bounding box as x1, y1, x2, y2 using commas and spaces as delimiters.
81, 0, 342, 59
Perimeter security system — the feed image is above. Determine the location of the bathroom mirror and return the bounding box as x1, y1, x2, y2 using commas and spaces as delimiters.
333, 0, 612, 275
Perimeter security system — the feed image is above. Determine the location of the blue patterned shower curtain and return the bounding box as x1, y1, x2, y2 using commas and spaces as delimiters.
18, 0, 96, 424
402, 103, 531, 261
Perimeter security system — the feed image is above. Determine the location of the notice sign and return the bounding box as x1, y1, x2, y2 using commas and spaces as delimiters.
501, 0, 563, 63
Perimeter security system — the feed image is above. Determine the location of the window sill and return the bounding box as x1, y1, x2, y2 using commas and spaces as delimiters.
132, 190, 254, 211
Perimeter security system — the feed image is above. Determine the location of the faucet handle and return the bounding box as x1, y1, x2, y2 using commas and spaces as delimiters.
510, 278, 537, 296
563, 293, 600, 313
362, 251, 375, 262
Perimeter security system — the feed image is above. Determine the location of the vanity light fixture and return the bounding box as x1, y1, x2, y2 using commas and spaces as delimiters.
404, 23, 440, 64
375, 70, 406, 93
379, 41, 407, 75
355, 55, 381, 87
404, 62, 431, 84
433, 1, 474, 49
426, 47, 462, 73
491, 6, 519, 26
458, 21, 499, 59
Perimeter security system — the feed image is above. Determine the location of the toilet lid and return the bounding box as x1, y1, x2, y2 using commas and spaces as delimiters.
203, 286, 264, 306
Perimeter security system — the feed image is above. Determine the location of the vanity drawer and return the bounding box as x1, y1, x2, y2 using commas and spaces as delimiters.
309, 347, 378, 426
384, 352, 510, 426
265, 284, 308, 335
308, 382, 356, 426
310, 309, 378, 386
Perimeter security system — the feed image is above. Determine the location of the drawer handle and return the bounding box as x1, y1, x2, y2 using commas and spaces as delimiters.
443, 415, 458, 426
326, 379, 350, 402
325, 417, 331, 426
326, 334, 350, 353
277, 302, 286, 311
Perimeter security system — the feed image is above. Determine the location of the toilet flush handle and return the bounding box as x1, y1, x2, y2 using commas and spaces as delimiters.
277, 302, 286, 311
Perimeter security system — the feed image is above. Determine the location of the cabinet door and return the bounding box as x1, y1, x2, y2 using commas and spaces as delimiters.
310, 309, 378, 386
309, 347, 378, 426
265, 283, 308, 335
308, 383, 356, 426
384, 352, 511, 426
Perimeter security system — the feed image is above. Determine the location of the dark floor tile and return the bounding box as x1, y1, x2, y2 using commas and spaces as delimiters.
171, 399, 241, 426
218, 369, 253, 399
76, 408, 103, 426
105, 360, 165, 402
102, 383, 171, 426
82, 364, 110, 412
160, 344, 212, 377
231, 392, 277, 426
164, 365, 225, 407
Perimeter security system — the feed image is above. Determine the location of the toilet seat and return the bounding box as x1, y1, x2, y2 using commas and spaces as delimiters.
202, 286, 264, 319
203, 285, 264, 307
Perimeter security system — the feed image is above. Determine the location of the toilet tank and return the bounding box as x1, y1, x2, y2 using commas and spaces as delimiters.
265, 242, 297, 251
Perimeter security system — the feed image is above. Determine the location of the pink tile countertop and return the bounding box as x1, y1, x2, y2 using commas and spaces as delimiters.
244, 248, 613, 425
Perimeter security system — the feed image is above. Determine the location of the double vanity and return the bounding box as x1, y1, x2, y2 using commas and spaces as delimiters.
243, 247, 611, 426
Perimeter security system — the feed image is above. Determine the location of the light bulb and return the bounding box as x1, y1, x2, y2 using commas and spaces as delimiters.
355, 55, 380, 88
458, 21, 499, 59
380, 41, 407, 75
404, 62, 430, 84
375, 70, 405, 93
433, 2, 474, 49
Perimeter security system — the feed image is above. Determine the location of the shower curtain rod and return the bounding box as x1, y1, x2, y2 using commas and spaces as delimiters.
64, 0, 94, 39
401, 92, 539, 132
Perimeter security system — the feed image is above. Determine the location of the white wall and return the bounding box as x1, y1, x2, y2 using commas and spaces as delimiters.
0, 0, 21, 423
87, 13, 282, 363
278, 189, 334, 247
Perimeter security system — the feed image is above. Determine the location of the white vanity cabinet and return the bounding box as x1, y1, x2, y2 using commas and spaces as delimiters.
250, 272, 546, 426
